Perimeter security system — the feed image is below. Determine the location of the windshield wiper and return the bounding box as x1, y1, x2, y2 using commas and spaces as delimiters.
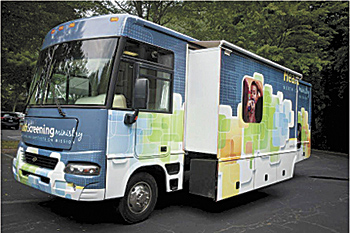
52, 84, 66, 117
45, 45, 66, 117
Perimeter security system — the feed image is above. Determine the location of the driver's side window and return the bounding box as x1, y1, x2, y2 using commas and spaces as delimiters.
113, 61, 133, 109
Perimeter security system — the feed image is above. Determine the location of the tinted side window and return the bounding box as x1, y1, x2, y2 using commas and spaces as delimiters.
113, 61, 134, 109
139, 67, 171, 112
297, 123, 302, 149
123, 40, 174, 68
114, 39, 174, 113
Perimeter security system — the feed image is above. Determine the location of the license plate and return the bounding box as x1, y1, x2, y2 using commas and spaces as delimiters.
9, 120, 13, 122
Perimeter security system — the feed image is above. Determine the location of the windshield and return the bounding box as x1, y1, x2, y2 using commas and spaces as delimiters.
29, 38, 118, 106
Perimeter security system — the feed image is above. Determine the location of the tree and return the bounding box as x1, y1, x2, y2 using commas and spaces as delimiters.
316, 2, 349, 152
165, 1, 348, 153
1, 1, 348, 152
1, 1, 110, 111
112, 1, 180, 25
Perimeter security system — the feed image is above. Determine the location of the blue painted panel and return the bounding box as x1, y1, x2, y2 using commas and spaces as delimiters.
19, 108, 108, 189
24, 108, 108, 152
42, 15, 127, 50
22, 117, 78, 150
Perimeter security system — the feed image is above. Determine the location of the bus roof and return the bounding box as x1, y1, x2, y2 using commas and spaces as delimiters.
42, 14, 306, 83
42, 14, 196, 50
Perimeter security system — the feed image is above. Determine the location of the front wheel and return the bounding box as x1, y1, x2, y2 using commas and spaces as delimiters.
118, 172, 158, 223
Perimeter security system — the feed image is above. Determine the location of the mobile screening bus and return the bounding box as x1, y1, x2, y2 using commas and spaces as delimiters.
13, 14, 312, 223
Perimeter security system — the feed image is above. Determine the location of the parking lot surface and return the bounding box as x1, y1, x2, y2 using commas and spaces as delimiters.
1, 147, 348, 233
1, 128, 21, 141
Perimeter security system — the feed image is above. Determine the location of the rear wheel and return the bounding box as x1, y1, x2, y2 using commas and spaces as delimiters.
118, 172, 158, 223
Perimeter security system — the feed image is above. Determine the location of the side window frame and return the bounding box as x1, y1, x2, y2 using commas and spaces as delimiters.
111, 59, 135, 110
137, 62, 174, 114
111, 38, 174, 114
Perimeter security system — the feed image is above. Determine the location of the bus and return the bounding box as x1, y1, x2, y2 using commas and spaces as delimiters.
13, 14, 312, 223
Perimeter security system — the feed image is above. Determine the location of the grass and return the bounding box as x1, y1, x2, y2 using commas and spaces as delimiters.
1, 140, 19, 149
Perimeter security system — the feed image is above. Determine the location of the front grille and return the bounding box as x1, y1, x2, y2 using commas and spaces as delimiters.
24, 152, 58, 170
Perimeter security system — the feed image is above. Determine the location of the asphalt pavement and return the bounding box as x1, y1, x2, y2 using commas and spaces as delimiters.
1, 139, 349, 232
1, 128, 21, 141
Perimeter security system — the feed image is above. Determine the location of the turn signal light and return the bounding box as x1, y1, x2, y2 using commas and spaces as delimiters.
110, 17, 119, 22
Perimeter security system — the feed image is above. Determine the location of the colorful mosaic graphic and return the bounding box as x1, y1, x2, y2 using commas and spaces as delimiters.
136, 94, 184, 161
217, 73, 311, 200
218, 161, 240, 199
105, 93, 185, 197
107, 93, 184, 164
12, 147, 100, 200
218, 73, 297, 159
298, 107, 311, 158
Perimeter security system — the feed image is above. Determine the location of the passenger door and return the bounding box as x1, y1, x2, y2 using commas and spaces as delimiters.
107, 60, 136, 159
135, 64, 173, 159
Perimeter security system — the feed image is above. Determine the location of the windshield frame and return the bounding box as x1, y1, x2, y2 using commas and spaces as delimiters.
27, 36, 120, 109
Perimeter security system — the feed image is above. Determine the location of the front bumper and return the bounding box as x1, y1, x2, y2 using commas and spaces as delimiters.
13, 146, 105, 201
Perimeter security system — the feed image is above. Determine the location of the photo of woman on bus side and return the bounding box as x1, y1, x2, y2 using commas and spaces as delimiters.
242, 78, 263, 123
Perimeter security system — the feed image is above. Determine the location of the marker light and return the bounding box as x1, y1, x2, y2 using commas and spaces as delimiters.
58, 26, 64, 31
64, 163, 100, 176
123, 51, 138, 57
51, 29, 55, 34
69, 22, 75, 28
110, 17, 119, 22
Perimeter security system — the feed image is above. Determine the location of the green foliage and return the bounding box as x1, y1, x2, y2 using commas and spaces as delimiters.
112, 1, 181, 25
1, 1, 109, 111
1, 1, 348, 152
1, 140, 19, 149
162, 1, 348, 153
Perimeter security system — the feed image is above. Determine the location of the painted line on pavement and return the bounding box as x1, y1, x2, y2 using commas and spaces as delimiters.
1, 199, 47, 205
3, 153, 14, 159
8, 136, 21, 140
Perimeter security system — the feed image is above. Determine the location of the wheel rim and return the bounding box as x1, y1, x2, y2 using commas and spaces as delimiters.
127, 181, 152, 214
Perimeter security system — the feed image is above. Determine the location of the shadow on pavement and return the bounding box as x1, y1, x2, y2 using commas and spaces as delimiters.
37, 187, 270, 224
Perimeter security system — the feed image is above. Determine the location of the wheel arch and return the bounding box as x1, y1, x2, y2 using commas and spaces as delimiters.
105, 156, 184, 200
128, 165, 167, 195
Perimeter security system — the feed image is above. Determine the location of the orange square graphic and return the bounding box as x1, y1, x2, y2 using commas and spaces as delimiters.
246, 141, 253, 154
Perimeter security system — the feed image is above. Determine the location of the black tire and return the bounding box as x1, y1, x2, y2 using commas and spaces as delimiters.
15, 124, 19, 130
118, 172, 158, 224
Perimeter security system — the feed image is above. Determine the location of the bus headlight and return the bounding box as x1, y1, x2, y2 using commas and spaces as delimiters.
64, 163, 100, 176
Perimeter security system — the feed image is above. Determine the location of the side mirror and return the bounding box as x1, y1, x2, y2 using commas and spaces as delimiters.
124, 78, 149, 125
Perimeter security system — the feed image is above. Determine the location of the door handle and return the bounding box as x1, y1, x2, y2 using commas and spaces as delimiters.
160, 146, 167, 153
